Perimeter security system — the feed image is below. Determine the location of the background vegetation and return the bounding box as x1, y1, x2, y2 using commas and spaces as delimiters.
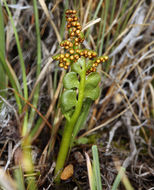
0, 0, 153, 189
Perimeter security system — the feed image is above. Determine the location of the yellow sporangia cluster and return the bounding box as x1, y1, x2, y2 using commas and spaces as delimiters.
53, 9, 108, 74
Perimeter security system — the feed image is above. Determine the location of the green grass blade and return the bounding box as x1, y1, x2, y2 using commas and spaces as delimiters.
96, 6, 104, 52
0, 4, 5, 56
0, 3, 7, 105
114, 0, 129, 40
53, 1, 68, 93
60, 0, 69, 39
111, 167, 134, 190
0, 3, 22, 112
121, 0, 138, 32
29, 117, 43, 140
99, 0, 110, 56
14, 167, 25, 190
85, 0, 104, 42
105, 0, 116, 49
28, 0, 42, 132
3, 0, 28, 101
0, 51, 22, 113
92, 145, 102, 190
111, 167, 125, 190
3, 0, 28, 134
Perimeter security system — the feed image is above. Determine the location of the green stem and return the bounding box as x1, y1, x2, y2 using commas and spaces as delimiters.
54, 60, 86, 183
71, 98, 92, 148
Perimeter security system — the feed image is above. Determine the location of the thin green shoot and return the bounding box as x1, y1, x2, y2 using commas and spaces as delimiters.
111, 167, 134, 190
2, 0, 28, 103
105, 0, 116, 50
0, 51, 22, 113
28, 0, 42, 132
60, 0, 69, 39
96, 6, 104, 52
0, 2, 7, 106
92, 145, 102, 190
85, 0, 104, 42
114, 0, 129, 40
99, 0, 109, 56
14, 167, 25, 190
3, 0, 28, 135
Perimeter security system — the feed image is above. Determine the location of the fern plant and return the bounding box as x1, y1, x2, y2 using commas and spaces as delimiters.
53, 9, 108, 182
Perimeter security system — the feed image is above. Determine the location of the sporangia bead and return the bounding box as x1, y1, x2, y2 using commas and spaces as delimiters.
76, 30, 80, 35
75, 42, 79, 46
77, 26, 82, 30
65, 41, 69, 45
92, 52, 97, 57
69, 49, 74, 54
65, 53, 70, 58
69, 43, 73, 47
67, 17, 73, 22
71, 22, 76, 26
88, 51, 91, 56
69, 10, 73, 14
67, 24, 71, 28
76, 22, 80, 26
64, 65, 68, 70
75, 49, 80, 54
72, 10, 77, 14
70, 55, 74, 60
73, 17, 78, 21
100, 57, 104, 62
93, 67, 96, 72
75, 38, 79, 42
60, 54, 65, 58
71, 27, 76, 32
70, 32, 75, 37
104, 56, 108, 60
96, 59, 101, 63
65, 10, 70, 14
66, 62, 70, 66
74, 54, 79, 59
63, 57, 67, 62
59, 63, 64, 67
80, 51, 84, 56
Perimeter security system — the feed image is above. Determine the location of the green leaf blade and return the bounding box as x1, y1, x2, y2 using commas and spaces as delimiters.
63, 72, 79, 89
84, 86, 100, 100
61, 89, 77, 113
86, 72, 101, 88
71, 57, 86, 75
84, 72, 101, 100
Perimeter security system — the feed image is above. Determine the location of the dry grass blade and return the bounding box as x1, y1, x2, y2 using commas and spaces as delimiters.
149, 83, 154, 116
0, 168, 17, 190
82, 0, 92, 27
28, 57, 53, 102
85, 152, 95, 190
80, 107, 129, 138
82, 18, 101, 32
38, 0, 61, 43
31, 70, 65, 142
